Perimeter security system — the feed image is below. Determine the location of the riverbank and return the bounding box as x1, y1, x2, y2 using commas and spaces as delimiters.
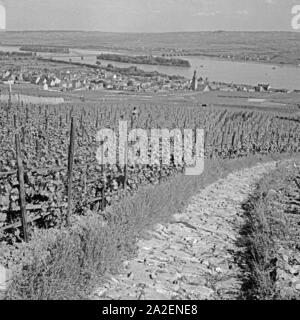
97, 53, 191, 68
37, 57, 300, 93
181, 53, 300, 69
39, 57, 186, 81
1, 42, 300, 91
20, 45, 69, 54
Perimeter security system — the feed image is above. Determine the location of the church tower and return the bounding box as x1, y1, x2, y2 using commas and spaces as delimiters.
191, 70, 198, 91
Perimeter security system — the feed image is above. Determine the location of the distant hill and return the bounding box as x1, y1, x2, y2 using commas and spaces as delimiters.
1, 31, 299, 65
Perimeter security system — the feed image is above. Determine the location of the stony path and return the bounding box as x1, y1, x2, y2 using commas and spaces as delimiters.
92, 161, 280, 300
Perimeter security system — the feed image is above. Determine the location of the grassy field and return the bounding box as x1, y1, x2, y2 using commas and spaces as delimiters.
1, 31, 300, 65
240, 160, 300, 299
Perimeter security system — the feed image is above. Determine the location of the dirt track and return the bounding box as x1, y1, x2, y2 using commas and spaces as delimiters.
92, 161, 281, 300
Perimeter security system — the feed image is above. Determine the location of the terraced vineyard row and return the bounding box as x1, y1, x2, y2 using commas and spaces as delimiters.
0, 101, 299, 241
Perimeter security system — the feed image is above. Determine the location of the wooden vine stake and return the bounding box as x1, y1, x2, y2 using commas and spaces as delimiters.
95, 109, 99, 129
45, 108, 48, 131
80, 112, 83, 129
82, 165, 87, 205
6, 105, 9, 126
123, 141, 128, 191
66, 117, 76, 226
13, 114, 17, 129
26, 106, 29, 122
15, 133, 29, 242
8, 86, 12, 110
101, 143, 106, 211
35, 139, 39, 156
159, 140, 163, 184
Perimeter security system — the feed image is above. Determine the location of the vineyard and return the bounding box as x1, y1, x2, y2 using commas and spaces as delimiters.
0, 101, 299, 243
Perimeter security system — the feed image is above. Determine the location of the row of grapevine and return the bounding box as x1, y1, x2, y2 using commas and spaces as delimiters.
0, 101, 299, 242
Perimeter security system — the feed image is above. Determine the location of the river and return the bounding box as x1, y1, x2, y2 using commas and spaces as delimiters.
1, 45, 300, 90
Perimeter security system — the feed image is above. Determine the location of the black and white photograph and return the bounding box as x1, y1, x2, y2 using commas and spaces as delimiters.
0, 0, 300, 306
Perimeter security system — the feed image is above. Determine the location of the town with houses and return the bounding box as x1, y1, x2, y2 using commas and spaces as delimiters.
0, 63, 191, 93
0, 57, 294, 95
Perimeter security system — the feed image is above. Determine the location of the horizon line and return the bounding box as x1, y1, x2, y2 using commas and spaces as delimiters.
2, 29, 299, 34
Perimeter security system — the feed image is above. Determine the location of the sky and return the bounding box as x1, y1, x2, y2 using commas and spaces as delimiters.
1, 0, 300, 32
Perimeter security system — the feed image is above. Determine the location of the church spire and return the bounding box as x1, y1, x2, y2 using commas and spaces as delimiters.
191, 70, 198, 91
